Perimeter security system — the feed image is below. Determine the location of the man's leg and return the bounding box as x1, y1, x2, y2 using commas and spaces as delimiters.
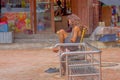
53, 29, 68, 53
56, 29, 68, 43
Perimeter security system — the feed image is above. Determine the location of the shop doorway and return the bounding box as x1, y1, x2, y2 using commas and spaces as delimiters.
54, 0, 72, 17
36, 0, 52, 33
53, 0, 72, 32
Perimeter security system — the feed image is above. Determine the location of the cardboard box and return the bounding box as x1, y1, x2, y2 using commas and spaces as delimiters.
0, 32, 13, 43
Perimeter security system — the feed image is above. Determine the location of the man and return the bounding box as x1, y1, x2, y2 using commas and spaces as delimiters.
53, 14, 87, 52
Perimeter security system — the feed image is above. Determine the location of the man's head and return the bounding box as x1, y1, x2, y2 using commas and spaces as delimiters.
67, 14, 81, 27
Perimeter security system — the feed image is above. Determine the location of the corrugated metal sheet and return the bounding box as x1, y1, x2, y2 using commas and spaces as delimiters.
0, 32, 13, 43
99, 0, 120, 6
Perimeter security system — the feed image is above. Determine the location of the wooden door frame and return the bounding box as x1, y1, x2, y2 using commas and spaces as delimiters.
51, 0, 55, 33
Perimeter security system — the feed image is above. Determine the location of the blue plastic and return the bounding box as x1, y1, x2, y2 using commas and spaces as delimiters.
37, 25, 45, 31
0, 23, 8, 32
99, 34, 116, 42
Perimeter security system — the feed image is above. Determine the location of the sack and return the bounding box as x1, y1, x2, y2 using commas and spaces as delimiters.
62, 46, 79, 51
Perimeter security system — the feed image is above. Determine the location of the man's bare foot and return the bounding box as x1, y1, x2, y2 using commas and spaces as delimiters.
52, 47, 59, 53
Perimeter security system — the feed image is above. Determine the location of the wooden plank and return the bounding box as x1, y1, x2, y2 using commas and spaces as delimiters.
71, 0, 92, 34
71, 0, 99, 34
101, 6, 112, 26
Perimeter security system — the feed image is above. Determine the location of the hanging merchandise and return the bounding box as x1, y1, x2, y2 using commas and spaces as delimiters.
25, 18, 31, 30
117, 6, 120, 26
37, 19, 45, 31
112, 6, 116, 15
115, 6, 120, 26
0, 15, 8, 23
111, 6, 118, 26
21, 0, 26, 8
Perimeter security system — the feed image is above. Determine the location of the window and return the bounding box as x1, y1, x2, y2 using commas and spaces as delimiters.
1, 0, 31, 33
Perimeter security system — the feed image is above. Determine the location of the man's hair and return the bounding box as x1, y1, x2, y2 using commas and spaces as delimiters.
67, 14, 82, 28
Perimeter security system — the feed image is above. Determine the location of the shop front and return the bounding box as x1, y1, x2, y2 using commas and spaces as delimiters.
99, 0, 120, 42
1, 0, 32, 33
1, 0, 73, 34
99, 0, 120, 27
0, 0, 55, 34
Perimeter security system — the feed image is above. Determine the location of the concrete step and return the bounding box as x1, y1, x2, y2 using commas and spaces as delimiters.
14, 33, 59, 43
14, 33, 58, 39
0, 43, 56, 50
14, 38, 59, 43
0, 33, 59, 49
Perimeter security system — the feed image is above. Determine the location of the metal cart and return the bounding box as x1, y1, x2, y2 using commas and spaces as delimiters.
55, 42, 102, 80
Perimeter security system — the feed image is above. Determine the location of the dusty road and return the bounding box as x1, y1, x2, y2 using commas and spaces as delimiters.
0, 48, 120, 80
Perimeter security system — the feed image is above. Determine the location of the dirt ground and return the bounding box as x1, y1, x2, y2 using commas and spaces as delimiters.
0, 48, 120, 80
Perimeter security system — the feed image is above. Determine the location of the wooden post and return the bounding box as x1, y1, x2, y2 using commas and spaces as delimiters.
30, 0, 37, 34
51, 0, 55, 33
33, 0, 37, 34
